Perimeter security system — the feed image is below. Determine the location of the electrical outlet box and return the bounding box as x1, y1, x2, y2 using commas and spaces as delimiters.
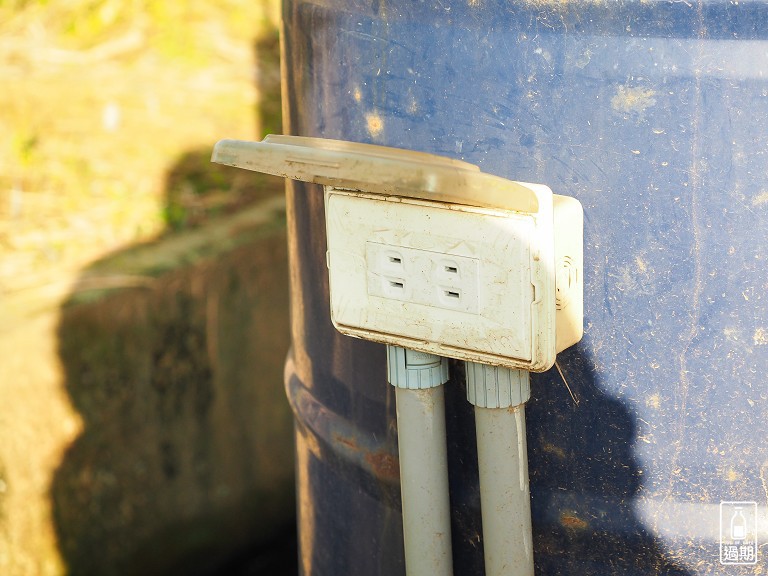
326, 189, 556, 370
212, 135, 583, 371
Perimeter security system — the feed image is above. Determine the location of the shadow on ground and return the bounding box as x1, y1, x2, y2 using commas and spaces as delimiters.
51, 145, 295, 575
50, 24, 299, 576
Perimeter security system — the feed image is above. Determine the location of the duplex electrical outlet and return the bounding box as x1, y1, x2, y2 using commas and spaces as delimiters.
365, 242, 481, 314
212, 135, 584, 371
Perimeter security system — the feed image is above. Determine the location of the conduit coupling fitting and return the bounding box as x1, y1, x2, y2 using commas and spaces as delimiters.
387, 346, 450, 389
465, 362, 531, 408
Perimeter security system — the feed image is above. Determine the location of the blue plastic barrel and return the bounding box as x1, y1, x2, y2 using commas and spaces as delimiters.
281, 2, 768, 574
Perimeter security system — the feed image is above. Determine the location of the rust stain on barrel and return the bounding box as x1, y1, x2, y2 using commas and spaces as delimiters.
334, 433, 400, 481
364, 451, 400, 481
560, 513, 589, 530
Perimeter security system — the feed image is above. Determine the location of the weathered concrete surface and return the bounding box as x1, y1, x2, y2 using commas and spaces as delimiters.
0, 196, 294, 575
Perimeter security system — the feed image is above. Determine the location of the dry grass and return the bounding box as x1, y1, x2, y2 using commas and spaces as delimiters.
0, 0, 283, 296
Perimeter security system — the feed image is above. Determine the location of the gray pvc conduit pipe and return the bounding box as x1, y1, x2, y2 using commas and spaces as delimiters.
466, 362, 534, 576
387, 346, 453, 576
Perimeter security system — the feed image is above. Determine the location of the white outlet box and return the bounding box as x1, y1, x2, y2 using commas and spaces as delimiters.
325, 187, 566, 372
212, 135, 584, 371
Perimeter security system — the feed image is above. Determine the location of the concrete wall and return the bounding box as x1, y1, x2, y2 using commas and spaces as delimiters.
0, 196, 294, 575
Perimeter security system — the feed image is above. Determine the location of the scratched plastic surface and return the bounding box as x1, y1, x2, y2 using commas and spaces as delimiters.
281, 1, 768, 574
